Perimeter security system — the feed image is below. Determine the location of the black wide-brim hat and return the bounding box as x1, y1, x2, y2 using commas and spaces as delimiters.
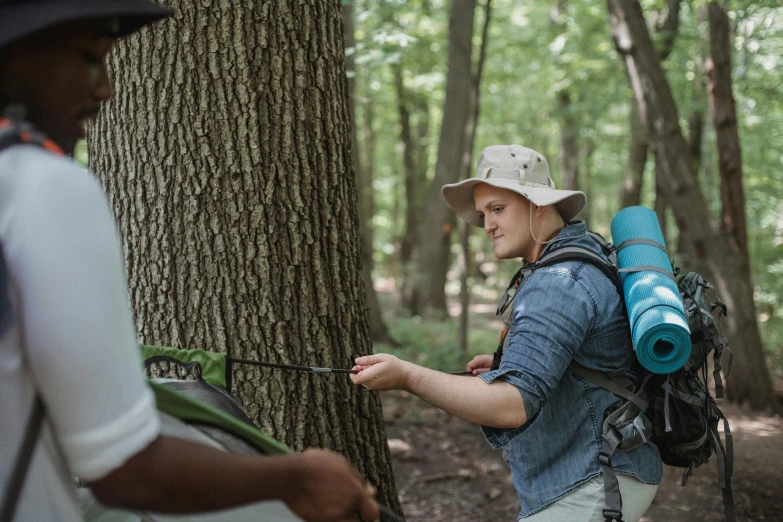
0, 0, 173, 48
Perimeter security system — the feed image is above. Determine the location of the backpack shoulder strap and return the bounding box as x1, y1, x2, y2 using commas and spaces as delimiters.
0, 110, 58, 522
0, 395, 45, 522
0, 112, 64, 157
534, 244, 624, 300
568, 362, 648, 411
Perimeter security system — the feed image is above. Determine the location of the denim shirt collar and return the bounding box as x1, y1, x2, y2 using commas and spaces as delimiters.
538, 220, 587, 259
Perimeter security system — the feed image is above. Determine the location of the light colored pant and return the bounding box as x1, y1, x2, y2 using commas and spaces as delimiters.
521, 474, 659, 522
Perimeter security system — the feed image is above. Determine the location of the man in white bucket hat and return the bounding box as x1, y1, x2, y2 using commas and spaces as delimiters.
0, 2, 378, 521
442, 144, 584, 262
352, 145, 661, 521
443, 144, 585, 227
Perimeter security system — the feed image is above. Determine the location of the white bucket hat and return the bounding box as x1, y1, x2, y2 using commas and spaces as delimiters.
442, 144, 586, 227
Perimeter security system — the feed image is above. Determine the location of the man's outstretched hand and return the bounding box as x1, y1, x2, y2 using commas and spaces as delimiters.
350, 354, 411, 392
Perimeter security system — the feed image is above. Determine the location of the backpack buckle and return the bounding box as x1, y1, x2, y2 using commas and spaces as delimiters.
603, 508, 624, 521
599, 451, 612, 466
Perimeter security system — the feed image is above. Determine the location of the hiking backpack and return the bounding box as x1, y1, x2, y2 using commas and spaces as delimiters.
492, 231, 734, 522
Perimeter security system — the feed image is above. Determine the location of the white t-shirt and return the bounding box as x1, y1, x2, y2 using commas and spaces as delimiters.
0, 145, 161, 521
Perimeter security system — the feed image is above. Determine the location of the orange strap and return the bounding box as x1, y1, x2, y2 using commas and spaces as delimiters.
0, 117, 65, 157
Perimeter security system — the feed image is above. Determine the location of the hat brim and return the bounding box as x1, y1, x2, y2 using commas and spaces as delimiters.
0, 0, 173, 48
442, 177, 586, 227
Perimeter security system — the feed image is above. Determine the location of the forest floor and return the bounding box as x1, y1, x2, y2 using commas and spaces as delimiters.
374, 287, 783, 521
382, 390, 783, 521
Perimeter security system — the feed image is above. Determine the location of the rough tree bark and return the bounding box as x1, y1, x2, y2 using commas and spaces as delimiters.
606, 0, 776, 410
409, 0, 476, 315
344, 0, 395, 345
89, 0, 402, 512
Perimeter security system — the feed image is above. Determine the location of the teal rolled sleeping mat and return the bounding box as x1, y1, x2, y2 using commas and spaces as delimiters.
610, 206, 691, 374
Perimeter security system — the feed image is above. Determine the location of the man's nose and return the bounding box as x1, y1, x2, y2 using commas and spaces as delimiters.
483, 216, 495, 234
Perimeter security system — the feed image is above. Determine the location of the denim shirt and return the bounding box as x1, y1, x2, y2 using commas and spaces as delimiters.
479, 221, 662, 518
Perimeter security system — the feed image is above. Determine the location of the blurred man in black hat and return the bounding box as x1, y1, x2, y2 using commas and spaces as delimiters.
0, 2, 379, 521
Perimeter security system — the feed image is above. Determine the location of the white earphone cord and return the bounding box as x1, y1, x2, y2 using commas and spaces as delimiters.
529, 203, 558, 245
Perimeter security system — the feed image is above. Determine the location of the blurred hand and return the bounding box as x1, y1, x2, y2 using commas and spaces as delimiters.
350, 353, 411, 392
284, 449, 379, 522
465, 354, 494, 375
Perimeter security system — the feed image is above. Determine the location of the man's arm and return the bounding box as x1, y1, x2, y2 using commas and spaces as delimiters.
3, 158, 377, 522
350, 354, 527, 429
90, 438, 378, 522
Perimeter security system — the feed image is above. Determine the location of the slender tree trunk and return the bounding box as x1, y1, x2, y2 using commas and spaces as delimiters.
459, 0, 492, 354
89, 0, 402, 511
551, 2, 580, 194
557, 91, 580, 191
394, 65, 417, 268
707, 1, 749, 259
582, 139, 595, 229
410, 0, 477, 315
395, 65, 422, 312
606, 0, 777, 410
344, 1, 394, 346
678, 55, 706, 268
620, 104, 648, 208
620, 0, 680, 210
654, 175, 668, 245
401, 93, 431, 311
688, 108, 705, 174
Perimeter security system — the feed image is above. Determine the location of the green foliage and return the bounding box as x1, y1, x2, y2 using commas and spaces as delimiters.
373, 314, 500, 373
355, 0, 783, 371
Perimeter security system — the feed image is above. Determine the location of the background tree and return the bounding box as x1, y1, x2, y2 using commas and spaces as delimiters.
345, 0, 396, 345
89, 0, 401, 513
707, 1, 749, 259
408, 0, 477, 315
458, 0, 492, 354
342, 2, 782, 413
606, 0, 777, 409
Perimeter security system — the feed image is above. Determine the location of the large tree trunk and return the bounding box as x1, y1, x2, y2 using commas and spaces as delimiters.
606, 0, 777, 410
344, 0, 394, 345
89, 0, 402, 512
707, 1, 749, 259
409, 0, 476, 315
